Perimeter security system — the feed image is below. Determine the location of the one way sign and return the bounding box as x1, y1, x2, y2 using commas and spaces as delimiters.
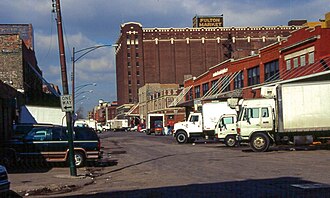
60, 94, 73, 112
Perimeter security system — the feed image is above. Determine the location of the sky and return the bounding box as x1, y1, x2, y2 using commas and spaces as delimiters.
0, 0, 329, 117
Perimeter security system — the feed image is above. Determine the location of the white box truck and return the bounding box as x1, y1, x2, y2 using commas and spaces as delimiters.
109, 119, 129, 131
236, 81, 330, 152
146, 113, 165, 135
173, 102, 236, 144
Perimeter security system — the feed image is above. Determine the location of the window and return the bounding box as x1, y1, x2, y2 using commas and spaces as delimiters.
211, 79, 219, 93
129, 89, 131, 94
127, 45, 130, 49
309, 52, 314, 64
264, 60, 279, 82
194, 85, 200, 98
202, 83, 209, 96
244, 108, 259, 120
128, 71, 131, 76
135, 45, 139, 49
137, 71, 140, 76
293, 57, 298, 68
261, 108, 269, 117
127, 53, 131, 58
286, 59, 291, 70
234, 71, 244, 89
247, 66, 260, 86
136, 53, 139, 58
189, 115, 199, 122
136, 62, 140, 67
300, 55, 306, 66
222, 78, 230, 92
128, 62, 131, 67
128, 80, 131, 85
222, 117, 234, 124
137, 80, 140, 85
186, 89, 193, 101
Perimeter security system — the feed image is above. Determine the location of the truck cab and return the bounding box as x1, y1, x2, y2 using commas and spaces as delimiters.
214, 114, 237, 147
173, 112, 203, 143
236, 99, 275, 151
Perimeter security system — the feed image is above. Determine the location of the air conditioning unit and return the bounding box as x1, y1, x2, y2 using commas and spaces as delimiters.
261, 86, 277, 98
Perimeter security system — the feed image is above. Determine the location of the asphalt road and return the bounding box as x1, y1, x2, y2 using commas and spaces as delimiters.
28, 131, 330, 197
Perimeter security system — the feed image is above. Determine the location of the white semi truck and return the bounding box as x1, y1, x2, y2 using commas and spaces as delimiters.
173, 101, 236, 144
236, 81, 330, 152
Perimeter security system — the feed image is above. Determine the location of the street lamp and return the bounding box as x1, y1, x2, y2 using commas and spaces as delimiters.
72, 44, 113, 115
75, 89, 93, 99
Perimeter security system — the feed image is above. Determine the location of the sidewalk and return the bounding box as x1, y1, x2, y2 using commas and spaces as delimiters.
8, 165, 104, 197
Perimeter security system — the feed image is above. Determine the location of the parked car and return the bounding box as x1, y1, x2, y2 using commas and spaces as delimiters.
13, 123, 54, 139
0, 165, 10, 195
7, 126, 102, 167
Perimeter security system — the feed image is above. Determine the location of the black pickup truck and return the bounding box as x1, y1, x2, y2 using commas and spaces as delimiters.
6, 125, 102, 167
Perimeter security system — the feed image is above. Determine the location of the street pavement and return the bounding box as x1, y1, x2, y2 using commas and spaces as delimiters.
6, 131, 330, 198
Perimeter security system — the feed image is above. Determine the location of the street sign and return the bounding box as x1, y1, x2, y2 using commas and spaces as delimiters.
60, 94, 73, 112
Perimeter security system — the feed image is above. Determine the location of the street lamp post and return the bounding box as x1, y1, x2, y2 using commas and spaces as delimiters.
71, 45, 113, 114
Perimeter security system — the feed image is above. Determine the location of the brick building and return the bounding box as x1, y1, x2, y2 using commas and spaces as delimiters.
115, 18, 302, 106
175, 14, 330, 109
0, 24, 44, 104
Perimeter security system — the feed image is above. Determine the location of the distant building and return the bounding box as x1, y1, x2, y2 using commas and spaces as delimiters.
115, 17, 301, 106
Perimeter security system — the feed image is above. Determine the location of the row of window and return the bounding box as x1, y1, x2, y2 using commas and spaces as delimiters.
286, 52, 314, 70
128, 61, 140, 67
189, 59, 281, 99
128, 71, 140, 76
127, 53, 139, 58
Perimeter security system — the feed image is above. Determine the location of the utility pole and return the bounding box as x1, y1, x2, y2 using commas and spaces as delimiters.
53, 0, 77, 176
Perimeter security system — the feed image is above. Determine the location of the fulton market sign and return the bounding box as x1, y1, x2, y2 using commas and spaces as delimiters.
193, 15, 223, 28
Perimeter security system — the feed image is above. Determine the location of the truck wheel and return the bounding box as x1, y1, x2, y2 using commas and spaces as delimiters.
225, 135, 237, 147
74, 151, 85, 167
250, 133, 270, 152
176, 132, 188, 144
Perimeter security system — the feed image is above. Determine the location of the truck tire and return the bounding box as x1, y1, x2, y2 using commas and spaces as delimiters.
74, 151, 85, 167
250, 133, 270, 152
225, 135, 237, 147
176, 131, 188, 144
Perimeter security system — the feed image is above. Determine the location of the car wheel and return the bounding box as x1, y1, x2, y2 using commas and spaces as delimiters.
176, 131, 188, 144
250, 133, 270, 152
74, 151, 85, 167
225, 135, 237, 147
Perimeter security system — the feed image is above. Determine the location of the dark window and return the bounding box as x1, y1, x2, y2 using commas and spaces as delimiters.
128, 71, 131, 76
135, 45, 139, 49
186, 89, 193, 101
129, 89, 132, 94
128, 62, 131, 67
136, 53, 139, 58
136, 62, 139, 67
234, 71, 244, 89
137, 80, 140, 85
128, 80, 131, 85
222, 78, 230, 92
211, 79, 219, 93
52, 127, 67, 141
264, 60, 279, 82
194, 85, 200, 98
248, 66, 260, 86
202, 83, 209, 96
127, 53, 131, 58
73, 128, 98, 140
127, 45, 130, 49
137, 71, 139, 76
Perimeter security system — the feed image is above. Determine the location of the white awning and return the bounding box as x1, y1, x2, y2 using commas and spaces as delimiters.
169, 86, 192, 107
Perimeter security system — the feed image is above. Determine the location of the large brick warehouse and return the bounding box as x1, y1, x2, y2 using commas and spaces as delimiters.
115, 17, 302, 106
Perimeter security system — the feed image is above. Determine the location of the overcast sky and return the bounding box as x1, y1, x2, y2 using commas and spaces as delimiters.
0, 0, 329, 117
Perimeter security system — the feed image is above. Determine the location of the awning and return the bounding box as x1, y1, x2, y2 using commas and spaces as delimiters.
201, 71, 241, 100
169, 86, 193, 107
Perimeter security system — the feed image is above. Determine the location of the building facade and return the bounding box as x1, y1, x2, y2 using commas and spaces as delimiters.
115, 19, 302, 106
178, 15, 330, 108
138, 83, 185, 124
